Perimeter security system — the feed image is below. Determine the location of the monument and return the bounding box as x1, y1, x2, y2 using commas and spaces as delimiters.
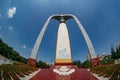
55, 17, 72, 65
28, 14, 99, 67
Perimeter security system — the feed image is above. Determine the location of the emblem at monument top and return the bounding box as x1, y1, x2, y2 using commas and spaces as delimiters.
28, 14, 99, 67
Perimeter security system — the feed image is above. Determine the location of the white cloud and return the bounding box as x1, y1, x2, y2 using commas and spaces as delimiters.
9, 26, 13, 31
0, 26, 2, 29
24, 55, 27, 58
23, 45, 26, 49
8, 7, 16, 18
0, 14, 2, 18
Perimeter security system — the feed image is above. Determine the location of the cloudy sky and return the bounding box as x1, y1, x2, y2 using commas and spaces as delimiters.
0, 0, 120, 63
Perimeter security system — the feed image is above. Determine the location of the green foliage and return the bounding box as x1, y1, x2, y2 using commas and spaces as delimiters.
36, 60, 50, 68
90, 64, 120, 80
72, 60, 81, 68
111, 44, 120, 59
0, 64, 38, 80
100, 55, 114, 65
0, 39, 27, 63
81, 60, 92, 68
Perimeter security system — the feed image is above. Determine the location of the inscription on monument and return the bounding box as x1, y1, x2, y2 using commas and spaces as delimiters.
56, 48, 70, 58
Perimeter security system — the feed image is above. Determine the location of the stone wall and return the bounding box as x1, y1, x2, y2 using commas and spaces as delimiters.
0, 55, 13, 65
115, 58, 120, 64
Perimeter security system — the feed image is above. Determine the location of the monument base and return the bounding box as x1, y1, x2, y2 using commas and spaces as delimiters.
91, 57, 99, 67
28, 58, 36, 67
55, 63, 72, 65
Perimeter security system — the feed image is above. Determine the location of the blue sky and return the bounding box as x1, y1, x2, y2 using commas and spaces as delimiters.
0, 0, 120, 63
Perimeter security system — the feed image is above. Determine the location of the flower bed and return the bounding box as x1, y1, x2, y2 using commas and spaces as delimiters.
0, 64, 38, 80
90, 64, 120, 80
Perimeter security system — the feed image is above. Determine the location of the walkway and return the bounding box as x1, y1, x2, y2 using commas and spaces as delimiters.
30, 66, 98, 80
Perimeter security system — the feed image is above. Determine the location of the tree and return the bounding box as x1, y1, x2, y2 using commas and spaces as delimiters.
111, 47, 116, 59
36, 60, 50, 68
72, 60, 81, 68
81, 60, 92, 68
111, 44, 120, 59
116, 45, 120, 59
0, 38, 27, 63
100, 55, 113, 64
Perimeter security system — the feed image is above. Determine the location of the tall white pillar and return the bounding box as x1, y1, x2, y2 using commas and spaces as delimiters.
55, 22, 72, 65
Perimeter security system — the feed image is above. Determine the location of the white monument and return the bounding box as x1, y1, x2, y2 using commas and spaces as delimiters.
55, 18, 72, 65
28, 14, 99, 67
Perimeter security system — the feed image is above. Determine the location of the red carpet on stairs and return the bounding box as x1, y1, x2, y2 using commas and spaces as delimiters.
30, 66, 98, 80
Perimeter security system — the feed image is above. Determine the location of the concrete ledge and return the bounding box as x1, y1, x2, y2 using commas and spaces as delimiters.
20, 69, 41, 80
87, 69, 109, 80
27, 58, 36, 67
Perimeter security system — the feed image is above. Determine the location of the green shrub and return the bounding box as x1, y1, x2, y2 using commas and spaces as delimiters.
0, 67, 2, 80
36, 60, 50, 68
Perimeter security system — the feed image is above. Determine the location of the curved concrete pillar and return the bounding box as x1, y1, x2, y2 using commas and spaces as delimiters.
71, 15, 99, 67
71, 15, 97, 59
30, 15, 53, 59
28, 15, 54, 66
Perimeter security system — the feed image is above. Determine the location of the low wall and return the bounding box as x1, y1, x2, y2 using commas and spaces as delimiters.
0, 55, 13, 65
115, 58, 120, 64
